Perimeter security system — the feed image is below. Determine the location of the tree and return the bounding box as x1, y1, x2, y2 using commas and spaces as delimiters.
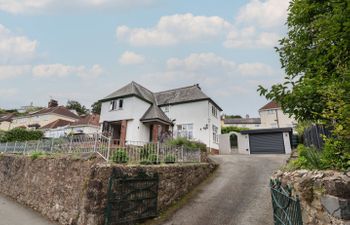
258, 0, 350, 169
0, 128, 43, 142
222, 114, 242, 119
66, 100, 89, 116
91, 101, 102, 114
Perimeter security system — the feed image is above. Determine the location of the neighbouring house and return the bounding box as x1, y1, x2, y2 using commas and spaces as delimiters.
259, 100, 297, 129
0, 113, 15, 131
99, 81, 222, 152
222, 115, 261, 129
9, 100, 80, 130
42, 114, 100, 138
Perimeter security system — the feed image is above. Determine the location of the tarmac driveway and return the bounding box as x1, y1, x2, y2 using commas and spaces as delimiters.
162, 154, 288, 225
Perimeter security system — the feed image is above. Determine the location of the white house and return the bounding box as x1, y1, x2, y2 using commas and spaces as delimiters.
99, 82, 222, 153
259, 100, 296, 129
42, 114, 100, 138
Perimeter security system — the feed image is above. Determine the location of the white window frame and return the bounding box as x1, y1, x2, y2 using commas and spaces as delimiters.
212, 105, 218, 118
212, 125, 219, 143
176, 123, 193, 140
110, 99, 124, 111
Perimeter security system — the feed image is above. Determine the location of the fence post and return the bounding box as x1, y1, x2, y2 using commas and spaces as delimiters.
93, 134, 98, 152
50, 138, 54, 152
156, 142, 160, 164
36, 140, 40, 151
24, 141, 27, 155
181, 145, 184, 163
106, 137, 111, 162
69, 136, 73, 153
198, 148, 201, 163
5, 142, 8, 152
13, 141, 17, 152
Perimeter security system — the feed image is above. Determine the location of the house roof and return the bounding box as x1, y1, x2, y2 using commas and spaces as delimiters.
101, 81, 155, 103
30, 106, 80, 119
0, 113, 15, 122
224, 118, 261, 125
259, 100, 280, 111
41, 119, 72, 129
71, 114, 100, 127
140, 105, 172, 125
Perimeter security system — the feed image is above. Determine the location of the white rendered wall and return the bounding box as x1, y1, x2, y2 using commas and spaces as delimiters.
283, 132, 292, 154
160, 100, 221, 150
238, 134, 250, 154
100, 96, 151, 142
259, 109, 296, 129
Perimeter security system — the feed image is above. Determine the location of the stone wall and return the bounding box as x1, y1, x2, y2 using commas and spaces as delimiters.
0, 154, 217, 225
274, 170, 350, 225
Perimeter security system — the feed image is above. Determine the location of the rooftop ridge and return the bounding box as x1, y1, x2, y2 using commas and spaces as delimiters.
155, 84, 200, 94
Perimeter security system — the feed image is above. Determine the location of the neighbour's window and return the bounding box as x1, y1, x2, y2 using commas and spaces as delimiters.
163, 106, 169, 113
267, 109, 275, 115
110, 99, 124, 111
212, 125, 219, 143
212, 105, 218, 118
177, 124, 193, 139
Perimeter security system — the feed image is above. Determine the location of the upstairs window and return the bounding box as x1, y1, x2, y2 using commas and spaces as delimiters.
163, 105, 169, 113
212, 105, 218, 118
110, 99, 124, 111
212, 125, 219, 143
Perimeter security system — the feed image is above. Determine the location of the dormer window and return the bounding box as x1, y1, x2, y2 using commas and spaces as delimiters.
110, 99, 123, 111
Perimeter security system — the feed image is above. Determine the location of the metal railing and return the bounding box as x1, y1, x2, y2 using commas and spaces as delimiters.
0, 135, 201, 164
270, 179, 303, 225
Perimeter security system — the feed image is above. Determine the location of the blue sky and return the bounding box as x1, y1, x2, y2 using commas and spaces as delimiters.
0, 0, 289, 117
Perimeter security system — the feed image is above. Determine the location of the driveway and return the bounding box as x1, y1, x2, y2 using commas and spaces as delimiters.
162, 154, 288, 225
0, 194, 56, 225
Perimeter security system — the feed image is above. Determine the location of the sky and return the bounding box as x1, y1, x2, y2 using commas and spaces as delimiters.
0, 0, 290, 117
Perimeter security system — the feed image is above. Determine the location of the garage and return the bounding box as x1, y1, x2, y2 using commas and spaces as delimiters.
241, 128, 292, 154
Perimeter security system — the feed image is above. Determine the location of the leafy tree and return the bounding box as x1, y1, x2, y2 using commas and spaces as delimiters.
66, 100, 89, 116
258, 0, 350, 169
222, 114, 242, 119
0, 128, 43, 142
91, 101, 102, 114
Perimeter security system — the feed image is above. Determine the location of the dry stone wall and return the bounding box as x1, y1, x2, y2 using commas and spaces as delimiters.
273, 170, 350, 225
0, 154, 217, 225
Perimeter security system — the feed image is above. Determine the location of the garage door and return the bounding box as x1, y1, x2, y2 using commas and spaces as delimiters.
249, 133, 285, 154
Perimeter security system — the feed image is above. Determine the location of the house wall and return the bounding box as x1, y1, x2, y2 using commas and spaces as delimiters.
219, 132, 250, 155
0, 121, 11, 131
43, 125, 100, 138
160, 100, 221, 150
259, 108, 296, 129
282, 132, 292, 154
100, 96, 151, 142
10, 114, 77, 129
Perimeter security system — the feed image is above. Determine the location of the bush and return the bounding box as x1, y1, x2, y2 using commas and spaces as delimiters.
0, 128, 43, 142
166, 137, 207, 152
164, 154, 176, 164
221, 126, 249, 134
111, 149, 128, 163
140, 143, 156, 160
30, 151, 45, 160
292, 145, 324, 170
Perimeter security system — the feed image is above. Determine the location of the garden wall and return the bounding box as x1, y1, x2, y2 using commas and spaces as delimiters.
0, 154, 217, 225
273, 170, 350, 225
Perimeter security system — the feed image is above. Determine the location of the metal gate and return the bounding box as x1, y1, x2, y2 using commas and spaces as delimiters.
270, 179, 303, 225
105, 169, 159, 225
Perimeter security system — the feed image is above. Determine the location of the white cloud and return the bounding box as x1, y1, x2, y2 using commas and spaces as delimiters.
32, 64, 104, 78
0, 88, 18, 97
0, 0, 157, 14
236, 0, 290, 28
116, 13, 232, 46
238, 63, 275, 76
223, 27, 280, 48
119, 51, 145, 65
0, 65, 31, 79
0, 24, 38, 63
167, 53, 235, 73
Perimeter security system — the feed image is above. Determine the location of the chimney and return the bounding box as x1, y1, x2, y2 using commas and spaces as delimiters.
246, 114, 250, 119
48, 99, 58, 108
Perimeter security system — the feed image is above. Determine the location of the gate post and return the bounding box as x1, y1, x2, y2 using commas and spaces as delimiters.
13, 141, 17, 152
93, 133, 98, 152
106, 137, 111, 161
156, 142, 160, 164
24, 141, 27, 155
5, 142, 8, 152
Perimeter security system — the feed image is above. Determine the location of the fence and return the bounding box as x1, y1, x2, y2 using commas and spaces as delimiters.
303, 125, 331, 150
270, 179, 303, 225
0, 135, 201, 164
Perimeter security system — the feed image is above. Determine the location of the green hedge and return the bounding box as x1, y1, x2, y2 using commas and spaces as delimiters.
0, 128, 43, 142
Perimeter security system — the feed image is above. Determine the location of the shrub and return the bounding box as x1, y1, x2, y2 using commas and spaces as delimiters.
0, 128, 43, 142
140, 143, 156, 160
111, 149, 128, 164
291, 145, 324, 170
30, 151, 45, 160
164, 154, 176, 164
221, 126, 249, 134
166, 137, 207, 152
321, 138, 350, 170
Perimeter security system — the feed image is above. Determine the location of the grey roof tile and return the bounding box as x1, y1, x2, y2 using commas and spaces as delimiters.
224, 118, 261, 124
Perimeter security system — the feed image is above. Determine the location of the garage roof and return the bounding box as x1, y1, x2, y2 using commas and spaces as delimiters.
240, 128, 292, 134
